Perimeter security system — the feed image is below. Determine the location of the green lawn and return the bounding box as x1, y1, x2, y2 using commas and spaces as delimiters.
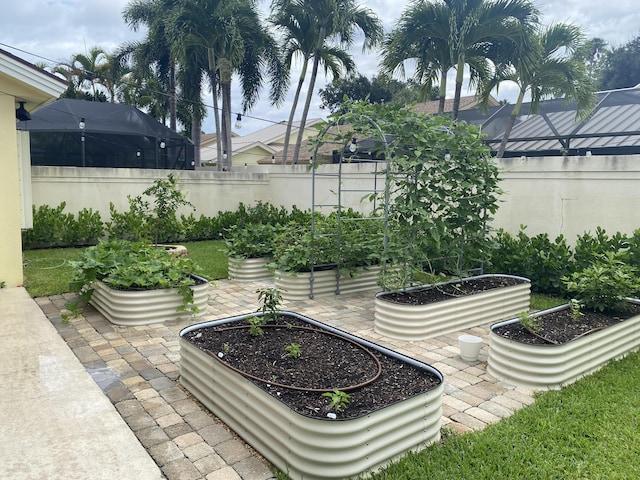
369, 349, 640, 479
22, 240, 228, 297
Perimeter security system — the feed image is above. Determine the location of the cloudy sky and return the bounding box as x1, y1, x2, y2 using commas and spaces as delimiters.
2, 0, 639, 134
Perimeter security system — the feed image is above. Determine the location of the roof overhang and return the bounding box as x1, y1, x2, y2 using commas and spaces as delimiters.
0, 48, 67, 112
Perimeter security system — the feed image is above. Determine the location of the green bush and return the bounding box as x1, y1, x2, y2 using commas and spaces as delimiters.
572, 227, 630, 273
488, 226, 573, 294
563, 251, 640, 312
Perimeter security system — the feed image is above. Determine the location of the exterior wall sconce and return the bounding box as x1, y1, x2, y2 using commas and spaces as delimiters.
159, 139, 166, 149
235, 113, 242, 129
16, 101, 31, 121
349, 137, 358, 153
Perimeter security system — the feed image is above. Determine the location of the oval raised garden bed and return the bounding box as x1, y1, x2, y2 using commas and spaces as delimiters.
179, 311, 443, 480
90, 274, 210, 326
488, 299, 640, 389
228, 257, 273, 282
274, 266, 382, 301
374, 274, 531, 340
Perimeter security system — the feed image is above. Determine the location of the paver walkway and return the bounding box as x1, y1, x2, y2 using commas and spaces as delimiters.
37, 279, 536, 480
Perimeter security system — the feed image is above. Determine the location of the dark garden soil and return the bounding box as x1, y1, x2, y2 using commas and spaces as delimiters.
493, 302, 640, 345
183, 315, 442, 420
379, 275, 526, 305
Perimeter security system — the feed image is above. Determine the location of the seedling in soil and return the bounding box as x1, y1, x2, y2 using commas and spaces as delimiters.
222, 342, 230, 354
518, 310, 541, 334
246, 315, 266, 336
322, 389, 351, 413
256, 287, 283, 321
285, 343, 301, 359
569, 298, 583, 321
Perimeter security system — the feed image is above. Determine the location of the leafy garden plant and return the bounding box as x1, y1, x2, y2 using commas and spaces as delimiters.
320, 100, 501, 291
322, 389, 351, 414
69, 239, 204, 313
563, 252, 640, 313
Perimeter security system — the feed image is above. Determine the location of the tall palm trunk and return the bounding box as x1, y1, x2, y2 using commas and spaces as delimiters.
282, 59, 309, 165
207, 48, 223, 171
438, 69, 448, 114
497, 89, 525, 159
192, 116, 202, 166
169, 65, 177, 131
452, 56, 465, 120
292, 54, 320, 165
219, 58, 233, 171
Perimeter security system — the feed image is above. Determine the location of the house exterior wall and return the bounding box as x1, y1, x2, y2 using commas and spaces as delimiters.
0, 96, 23, 286
30, 154, 640, 246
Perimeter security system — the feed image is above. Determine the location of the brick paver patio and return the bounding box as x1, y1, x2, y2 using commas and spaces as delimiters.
37, 278, 535, 480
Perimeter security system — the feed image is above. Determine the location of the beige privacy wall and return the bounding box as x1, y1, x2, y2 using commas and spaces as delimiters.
31, 154, 640, 244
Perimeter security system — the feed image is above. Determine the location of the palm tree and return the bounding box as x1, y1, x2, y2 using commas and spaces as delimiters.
381, 1, 454, 114
56, 46, 112, 101
168, 0, 285, 171
478, 23, 596, 158
271, 0, 383, 165
122, 0, 180, 131
383, 0, 538, 120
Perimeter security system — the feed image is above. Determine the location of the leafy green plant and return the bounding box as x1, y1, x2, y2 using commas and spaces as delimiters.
322, 389, 351, 413
563, 252, 640, 312
68, 239, 204, 312
518, 310, 541, 334
488, 226, 573, 294
320, 100, 501, 291
569, 298, 583, 321
60, 301, 82, 323
143, 173, 194, 244
246, 315, 266, 336
285, 343, 301, 359
572, 227, 630, 274
256, 287, 283, 321
224, 223, 281, 259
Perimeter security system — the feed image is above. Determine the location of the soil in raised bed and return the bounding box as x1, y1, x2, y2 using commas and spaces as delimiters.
379, 276, 525, 305
183, 315, 442, 420
493, 302, 640, 345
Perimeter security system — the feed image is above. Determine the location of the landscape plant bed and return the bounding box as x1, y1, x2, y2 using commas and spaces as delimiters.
90, 274, 209, 326
179, 311, 444, 480
374, 274, 530, 340
488, 300, 640, 389
275, 265, 381, 301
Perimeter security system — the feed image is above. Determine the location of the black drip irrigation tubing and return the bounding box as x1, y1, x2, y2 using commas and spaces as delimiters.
205, 325, 383, 393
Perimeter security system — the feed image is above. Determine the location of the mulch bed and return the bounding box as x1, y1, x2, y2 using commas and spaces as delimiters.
183, 315, 442, 419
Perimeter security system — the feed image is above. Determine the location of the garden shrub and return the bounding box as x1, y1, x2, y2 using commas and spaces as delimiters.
572, 227, 630, 273
488, 226, 573, 294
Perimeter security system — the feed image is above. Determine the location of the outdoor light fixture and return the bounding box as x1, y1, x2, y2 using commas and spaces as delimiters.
78, 117, 85, 130
235, 113, 242, 129
271, 154, 275, 164
444, 149, 451, 161
159, 139, 166, 149
349, 137, 358, 153
136, 150, 141, 157
15, 101, 31, 121
223, 150, 228, 160
79, 117, 86, 167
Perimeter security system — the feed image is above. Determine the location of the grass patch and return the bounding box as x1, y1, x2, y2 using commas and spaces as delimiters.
370, 350, 640, 479
22, 240, 228, 297
530, 292, 567, 311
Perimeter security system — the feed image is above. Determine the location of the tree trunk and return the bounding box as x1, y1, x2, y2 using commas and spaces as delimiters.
207, 48, 223, 171
496, 89, 525, 159
438, 69, 448, 114
452, 57, 465, 120
192, 116, 201, 167
169, 65, 177, 131
282, 59, 309, 165
219, 58, 233, 171
293, 53, 321, 165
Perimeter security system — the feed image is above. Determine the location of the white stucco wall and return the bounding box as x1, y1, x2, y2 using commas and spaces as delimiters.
30, 155, 640, 245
